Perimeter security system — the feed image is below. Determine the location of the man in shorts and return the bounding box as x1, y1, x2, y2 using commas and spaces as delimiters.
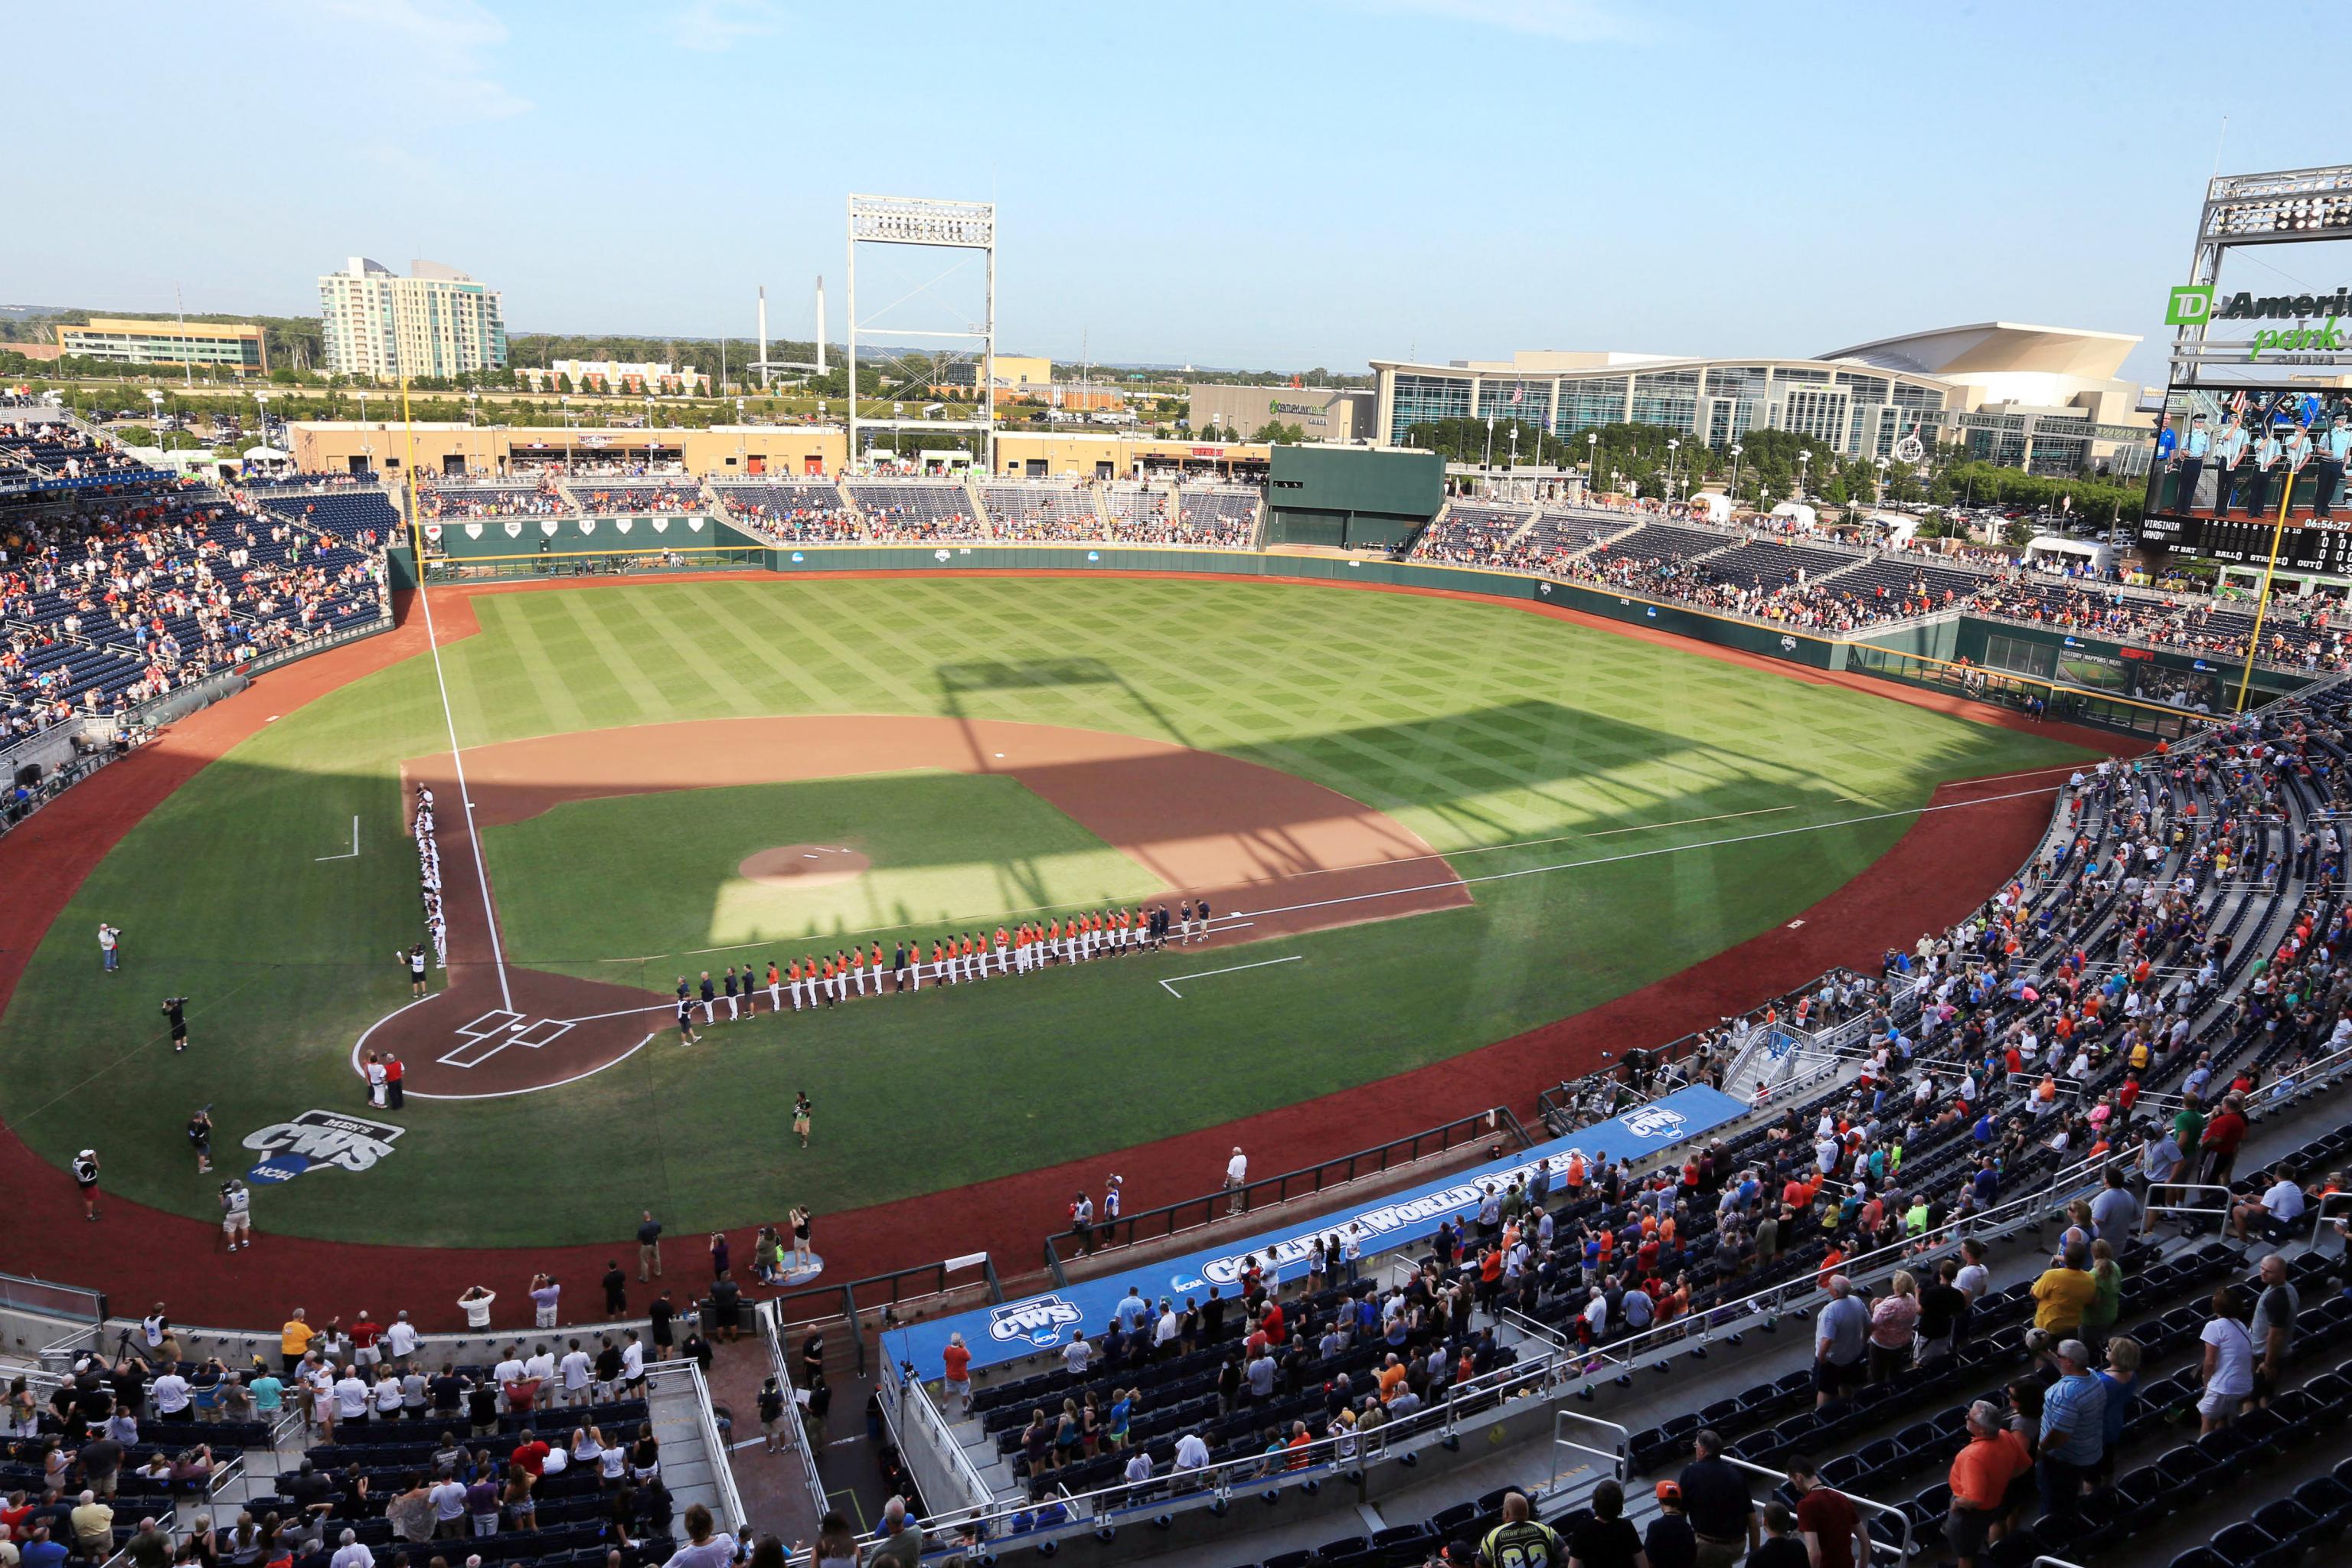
220, 1181, 253, 1250
187, 1107, 214, 1174
676, 999, 700, 1047
793, 1092, 814, 1149
941, 1332, 973, 1416
163, 995, 190, 1054
74, 1148, 101, 1221
1195, 897, 1214, 942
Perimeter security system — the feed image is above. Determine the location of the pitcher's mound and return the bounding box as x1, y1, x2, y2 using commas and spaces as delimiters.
737, 844, 871, 889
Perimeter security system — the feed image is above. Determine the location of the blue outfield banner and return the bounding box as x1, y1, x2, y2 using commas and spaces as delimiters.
881, 1084, 1747, 1380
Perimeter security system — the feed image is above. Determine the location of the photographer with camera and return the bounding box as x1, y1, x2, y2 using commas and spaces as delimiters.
161, 995, 188, 1054
73, 1147, 101, 1221
188, 1107, 214, 1174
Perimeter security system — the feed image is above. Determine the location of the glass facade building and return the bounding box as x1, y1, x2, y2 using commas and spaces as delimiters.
1374, 356, 1959, 459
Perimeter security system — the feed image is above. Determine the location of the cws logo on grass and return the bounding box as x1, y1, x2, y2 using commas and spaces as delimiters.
243, 1109, 405, 1184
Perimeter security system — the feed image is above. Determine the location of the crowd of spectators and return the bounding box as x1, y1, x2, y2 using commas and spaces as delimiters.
984, 484, 1102, 543
416, 479, 567, 520
714, 484, 860, 543
573, 486, 701, 517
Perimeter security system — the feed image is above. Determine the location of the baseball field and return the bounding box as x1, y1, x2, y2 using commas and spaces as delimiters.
0, 573, 2096, 1251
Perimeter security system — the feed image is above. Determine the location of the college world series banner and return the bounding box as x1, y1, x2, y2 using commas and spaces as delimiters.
882, 1083, 1747, 1380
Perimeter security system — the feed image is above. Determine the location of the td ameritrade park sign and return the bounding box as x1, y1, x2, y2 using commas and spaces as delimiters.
2169, 284, 2352, 358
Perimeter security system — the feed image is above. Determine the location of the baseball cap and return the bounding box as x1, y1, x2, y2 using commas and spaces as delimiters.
1655, 1480, 1683, 1502
77, 1148, 95, 1158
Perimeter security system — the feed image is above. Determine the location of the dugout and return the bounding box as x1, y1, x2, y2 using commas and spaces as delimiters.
1263, 446, 1443, 550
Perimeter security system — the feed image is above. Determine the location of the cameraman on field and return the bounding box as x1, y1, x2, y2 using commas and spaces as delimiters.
162, 995, 189, 1054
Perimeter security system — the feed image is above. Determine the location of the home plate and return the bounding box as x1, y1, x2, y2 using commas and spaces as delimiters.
509, 1020, 531, 1031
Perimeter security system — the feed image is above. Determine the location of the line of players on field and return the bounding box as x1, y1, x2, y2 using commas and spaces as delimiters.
673, 896, 1219, 1028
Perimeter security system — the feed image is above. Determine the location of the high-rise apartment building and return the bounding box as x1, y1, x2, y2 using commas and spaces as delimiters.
318, 257, 508, 381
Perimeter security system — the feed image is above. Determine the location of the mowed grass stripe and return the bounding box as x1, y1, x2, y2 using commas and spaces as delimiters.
0, 577, 2100, 1246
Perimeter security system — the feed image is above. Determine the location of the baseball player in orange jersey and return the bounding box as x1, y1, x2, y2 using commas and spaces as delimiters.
963, 933, 982, 980
994, 926, 1010, 975
849, 946, 867, 997
871, 942, 885, 988
786, 958, 805, 1010
766, 961, 782, 1012
929, 938, 947, 985
825, 953, 843, 1004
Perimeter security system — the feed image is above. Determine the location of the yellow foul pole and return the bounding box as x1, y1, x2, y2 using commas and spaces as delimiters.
2233, 456, 2298, 713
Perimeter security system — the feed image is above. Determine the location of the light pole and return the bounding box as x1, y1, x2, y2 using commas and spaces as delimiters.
1730, 443, 1743, 511
1508, 423, 1519, 475
145, 388, 163, 446
253, 390, 271, 459
1483, 415, 1495, 475
1796, 449, 1811, 502
562, 396, 573, 469
1587, 433, 1599, 496
1667, 437, 1680, 504
1872, 456, 1890, 527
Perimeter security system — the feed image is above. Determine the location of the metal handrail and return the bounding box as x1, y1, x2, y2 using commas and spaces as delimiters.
1041, 1105, 1528, 1275
2142, 1181, 2238, 1223
1555, 1142, 2136, 1379
831, 1351, 1559, 1561
753, 1299, 830, 1522
763, 1251, 1001, 1377
645, 1357, 750, 1538
1722, 1454, 1913, 1564
1548, 1408, 1629, 1491
2310, 1191, 2352, 1250
889, 1363, 994, 1513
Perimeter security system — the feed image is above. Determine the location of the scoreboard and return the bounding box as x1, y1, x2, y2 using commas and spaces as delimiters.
2135, 514, 2352, 573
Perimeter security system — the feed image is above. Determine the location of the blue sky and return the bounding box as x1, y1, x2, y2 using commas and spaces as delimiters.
5, 0, 2349, 384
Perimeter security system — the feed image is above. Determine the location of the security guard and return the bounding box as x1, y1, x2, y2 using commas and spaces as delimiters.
2214, 416, 2252, 514
2246, 423, 2287, 519
2174, 413, 2211, 514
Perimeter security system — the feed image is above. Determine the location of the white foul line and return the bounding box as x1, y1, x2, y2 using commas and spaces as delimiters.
1159, 955, 1303, 998
413, 573, 514, 1013
314, 814, 361, 861
1230, 784, 2064, 924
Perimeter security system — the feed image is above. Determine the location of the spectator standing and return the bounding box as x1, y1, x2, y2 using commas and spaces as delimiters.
2197, 1285, 2256, 1433
636, 1213, 663, 1281
2249, 1253, 2300, 1406
1944, 1401, 2030, 1568
1677, 1430, 1758, 1568
1813, 1277, 1869, 1407
1785, 1458, 1867, 1568
1224, 1148, 1248, 1216
1867, 1272, 1919, 1382
2035, 1341, 2105, 1515
1645, 1481, 1697, 1568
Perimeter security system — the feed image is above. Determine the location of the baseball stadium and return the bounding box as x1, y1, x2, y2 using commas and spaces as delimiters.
10, 168, 2352, 1568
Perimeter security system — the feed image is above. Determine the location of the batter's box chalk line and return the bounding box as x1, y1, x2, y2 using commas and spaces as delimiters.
438, 1010, 576, 1067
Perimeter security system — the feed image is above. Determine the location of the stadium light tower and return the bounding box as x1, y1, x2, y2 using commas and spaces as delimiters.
846, 194, 996, 472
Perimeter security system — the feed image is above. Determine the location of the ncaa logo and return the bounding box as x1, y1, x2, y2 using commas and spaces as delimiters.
2166, 285, 2214, 327
989, 1295, 1084, 1347
1779, 635, 1798, 652
1621, 1106, 1689, 1140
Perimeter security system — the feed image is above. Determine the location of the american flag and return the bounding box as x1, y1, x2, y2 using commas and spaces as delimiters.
1512, 383, 1525, 406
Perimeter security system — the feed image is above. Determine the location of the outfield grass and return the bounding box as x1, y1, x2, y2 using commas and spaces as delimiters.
0, 577, 2096, 1245
480, 773, 1161, 962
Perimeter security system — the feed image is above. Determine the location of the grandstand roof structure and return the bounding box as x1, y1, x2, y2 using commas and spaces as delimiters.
1821, 320, 2141, 381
